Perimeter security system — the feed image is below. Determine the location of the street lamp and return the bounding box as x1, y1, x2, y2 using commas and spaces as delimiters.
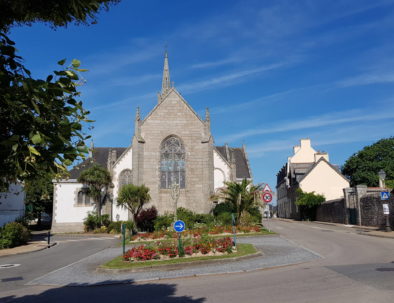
378, 169, 386, 188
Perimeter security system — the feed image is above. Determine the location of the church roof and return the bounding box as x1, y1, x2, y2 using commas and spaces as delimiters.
215, 146, 251, 179
68, 147, 127, 179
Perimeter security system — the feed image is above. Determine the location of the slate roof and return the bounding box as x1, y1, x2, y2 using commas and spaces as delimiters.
215, 146, 251, 179
68, 147, 127, 179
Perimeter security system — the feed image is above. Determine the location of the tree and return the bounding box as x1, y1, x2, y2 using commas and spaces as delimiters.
342, 138, 394, 187
24, 171, 54, 226
77, 164, 112, 223
216, 179, 262, 225
117, 184, 151, 221
295, 188, 325, 221
0, 0, 119, 191
0, 0, 120, 32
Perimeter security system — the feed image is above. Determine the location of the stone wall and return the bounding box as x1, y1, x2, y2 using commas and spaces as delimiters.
360, 194, 394, 229
316, 198, 346, 224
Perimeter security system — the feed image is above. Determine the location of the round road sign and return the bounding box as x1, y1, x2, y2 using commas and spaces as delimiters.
262, 192, 272, 203
173, 220, 186, 232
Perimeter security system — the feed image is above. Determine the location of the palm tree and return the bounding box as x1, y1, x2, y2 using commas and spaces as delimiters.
78, 164, 112, 224
218, 179, 262, 225
117, 184, 151, 221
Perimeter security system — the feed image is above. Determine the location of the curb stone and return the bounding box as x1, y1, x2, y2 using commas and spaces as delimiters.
96, 251, 262, 274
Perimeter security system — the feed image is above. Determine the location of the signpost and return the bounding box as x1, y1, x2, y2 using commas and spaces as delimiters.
231, 213, 237, 248
121, 223, 126, 255
380, 191, 391, 232
260, 184, 273, 232
173, 220, 185, 257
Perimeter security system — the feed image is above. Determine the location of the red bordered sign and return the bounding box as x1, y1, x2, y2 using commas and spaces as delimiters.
262, 192, 272, 203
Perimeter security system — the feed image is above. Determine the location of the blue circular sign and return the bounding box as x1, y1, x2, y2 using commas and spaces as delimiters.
173, 220, 185, 232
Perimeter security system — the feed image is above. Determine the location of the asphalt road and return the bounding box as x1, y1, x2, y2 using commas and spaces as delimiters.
1, 220, 394, 303
0, 235, 118, 293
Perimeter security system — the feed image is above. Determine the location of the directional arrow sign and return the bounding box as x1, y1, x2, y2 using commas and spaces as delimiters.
381, 191, 390, 201
173, 220, 185, 232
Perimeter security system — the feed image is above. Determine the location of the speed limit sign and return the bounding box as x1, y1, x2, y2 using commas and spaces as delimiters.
262, 192, 272, 203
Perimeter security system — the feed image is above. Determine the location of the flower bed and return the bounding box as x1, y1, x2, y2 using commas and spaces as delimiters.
123, 237, 233, 262
130, 225, 262, 242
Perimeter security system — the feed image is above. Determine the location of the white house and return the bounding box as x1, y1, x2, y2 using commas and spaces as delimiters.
0, 183, 25, 227
276, 139, 349, 219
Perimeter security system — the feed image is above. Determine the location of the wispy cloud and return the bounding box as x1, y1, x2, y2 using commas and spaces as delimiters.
108, 73, 161, 87
338, 72, 394, 87
178, 62, 288, 94
190, 57, 242, 69
248, 120, 394, 158
89, 92, 156, 112
219, 105, 394, 143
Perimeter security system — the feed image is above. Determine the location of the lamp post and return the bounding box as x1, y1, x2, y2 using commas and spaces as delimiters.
378, 169, 386, 188
171, 183, 180, 222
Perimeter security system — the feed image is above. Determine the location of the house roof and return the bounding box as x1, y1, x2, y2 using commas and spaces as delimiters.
68, 147, 127, 179
215, 146, 251, 179
298, 157, 349, 183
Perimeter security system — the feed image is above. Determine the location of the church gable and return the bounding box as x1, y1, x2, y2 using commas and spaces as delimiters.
142, 88, 204, 130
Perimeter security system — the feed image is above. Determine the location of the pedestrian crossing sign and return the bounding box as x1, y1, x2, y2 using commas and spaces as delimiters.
380, 191, 390, 200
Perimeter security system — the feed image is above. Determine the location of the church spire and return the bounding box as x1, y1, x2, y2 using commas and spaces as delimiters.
161, 50, 171, 94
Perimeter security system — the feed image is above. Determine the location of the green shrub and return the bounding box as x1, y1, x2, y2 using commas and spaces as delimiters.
154, 214, 174, 231
177, 207, 196, 229
108, 221, 122, 233
248, 206, 262, 223
217, 212, 233, 226
0, 222, 30, 249
83, 213, 111, 231
213, 202, 235, 217
124, 220, 136, 234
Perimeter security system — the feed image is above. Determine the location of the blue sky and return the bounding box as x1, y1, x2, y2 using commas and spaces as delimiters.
9, 0, 394, 198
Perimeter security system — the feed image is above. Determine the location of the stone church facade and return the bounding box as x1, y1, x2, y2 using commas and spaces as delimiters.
51, 53, 252, 232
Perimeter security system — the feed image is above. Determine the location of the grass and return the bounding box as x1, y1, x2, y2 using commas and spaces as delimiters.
102, 243, 257, 269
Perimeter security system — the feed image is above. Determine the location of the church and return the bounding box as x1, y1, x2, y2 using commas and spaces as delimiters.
51, 53, 253, 232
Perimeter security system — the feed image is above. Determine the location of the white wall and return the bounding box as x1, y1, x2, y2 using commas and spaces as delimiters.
300, 161, 350, 200
54, 182, 94, 223
0, 183, 25, 227
213, 149, 230, 190
112, 147, 132, 221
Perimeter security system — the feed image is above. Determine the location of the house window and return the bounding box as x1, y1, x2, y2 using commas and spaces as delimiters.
160, 136, 185, 189
118, 169, 133, 192
77, 190, 91, 206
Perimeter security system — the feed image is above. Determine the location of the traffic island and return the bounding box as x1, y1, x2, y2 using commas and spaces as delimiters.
97, 242, 260, 273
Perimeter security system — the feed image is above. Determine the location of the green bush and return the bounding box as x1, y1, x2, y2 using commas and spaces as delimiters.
154, 214, 174, 231
177, 207, 196, 229
83, 213, 111, 231
0, 222, 30, 249
213, 202, 235, 217
217, 212, 233, 226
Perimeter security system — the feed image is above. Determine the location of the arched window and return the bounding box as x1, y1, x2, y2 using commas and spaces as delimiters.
160, 136, 185, 189
77, 190, 91, 206
119, 169, 133, 191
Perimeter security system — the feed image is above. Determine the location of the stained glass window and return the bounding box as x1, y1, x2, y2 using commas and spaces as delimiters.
160, 136, 185, 189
